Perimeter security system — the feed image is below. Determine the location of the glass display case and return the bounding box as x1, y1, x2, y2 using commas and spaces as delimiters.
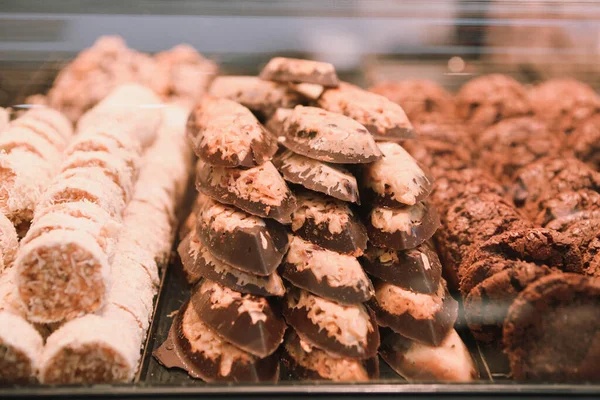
1, 1, 599, 398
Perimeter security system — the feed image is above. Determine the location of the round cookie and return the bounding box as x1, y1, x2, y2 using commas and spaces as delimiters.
430, 168, 504, 215
503, 273, 600, 382
510, 157, 600, 217
528, 78, 600, 136
458, 227, 583, 296
548, 215, 600, 277
455, 74, 532, 135
534, 189, 600, 226
476, 117, 564, 184
464, 262, 554, 343
567, 114, 600, 171
369, 80, 455, 123
437, 193, 533, 275
404, 138, 472, 180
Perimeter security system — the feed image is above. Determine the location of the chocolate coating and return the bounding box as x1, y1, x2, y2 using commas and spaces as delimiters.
361, 242, 442, 294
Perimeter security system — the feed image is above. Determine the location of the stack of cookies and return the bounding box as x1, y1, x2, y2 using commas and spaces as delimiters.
158, 89, 292, 382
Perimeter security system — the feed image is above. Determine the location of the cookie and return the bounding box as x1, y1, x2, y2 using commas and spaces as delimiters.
368, 280, 458, 347
290, 191, 367, 256
534, 189, 600, 226
195, 160, 296, 224
437, 193, 533, 277
361, 142, 433, 207
567, 114, 600, 171
273, 150, 360, 204
476, 117, 564, 184
360, 242, 442, 294
281, 236, 373, 305
191, 280, 286, 358
547, 215, 600, 276
503, 273, 600, 381
464, 262, 554, 343
403, 138, 473, 180
281, 105, 382, 164
455, 74, 532, 135
187, 96, 278, 168
208, 76, 304, 121
282, 331, 379, 382
458, 228, 583, 296
318, 82, 414, 141
528, 78, 600, 136
283, 288, 379, 359
369, 80, 456, 123
259, 57, 339, 87
379, 328, 478, 382
365, 202, 440, 251
153, 301, 279, 383
430, 168, 504, 215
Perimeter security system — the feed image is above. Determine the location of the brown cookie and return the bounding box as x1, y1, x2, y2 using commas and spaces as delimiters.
282, 105, 382, 164
534, 189, 600, 226
430, 168, 504, 215
208, 76, 304, 121
503, 273, 600, 381
548, 215, 600, 277
464, 262, 554, 343
455, 74, 532, 135
476, 117, 564, 184
187, 96, 278, 168
259, 57, 339, 87
567, 114, 600, 171
528, 78, 600, 136
368, 80, 456, 123
458, 228, 583, 296
403, 138, 473, 180
318, 82, 414, 141
437, 193, 533, 278
510, 157, 600, 216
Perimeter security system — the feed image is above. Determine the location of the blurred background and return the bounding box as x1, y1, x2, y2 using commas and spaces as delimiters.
1, 0, 599, 105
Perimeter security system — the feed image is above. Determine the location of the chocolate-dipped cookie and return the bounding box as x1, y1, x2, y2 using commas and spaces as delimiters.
437, 193, 534, 277
273, 150, 360, 204
154, 301, 280, 382
283, 288, 379, 359
368, 280, 458, 347
208, 76, 304, 121
195, 160, 296, 224
476, 117, 563, 184
178, 231, 286, 296
458, 228, 583, 295
282, 236, 373, 304
360, 243, 442, 294
369, 80, 456, 123
281, 106, 382, 164
366, 202, 440, 251
528, 78, 600, 136
282, 331, 379, 382
503, 273, 600, 381
191, 280, 286, 358
464, 262, 554, 343
455, 74, 532, 135
195, 199, 288, 276
430, 168, 504, 215
361, 142, 433, 207
567, 114, 600, 171
291, 191, 367, 255
259, 57, 339, 87
379, 328, 478, 382
318, 82, 414, 141
187, 96, 278, 168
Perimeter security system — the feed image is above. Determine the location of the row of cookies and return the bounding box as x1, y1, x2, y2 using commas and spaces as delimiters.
37, 104, 194, 384
370, 77, 600, 381
44, 36, 218, 122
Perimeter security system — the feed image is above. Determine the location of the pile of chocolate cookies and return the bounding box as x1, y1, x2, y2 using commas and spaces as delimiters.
373, 75, 600, 382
